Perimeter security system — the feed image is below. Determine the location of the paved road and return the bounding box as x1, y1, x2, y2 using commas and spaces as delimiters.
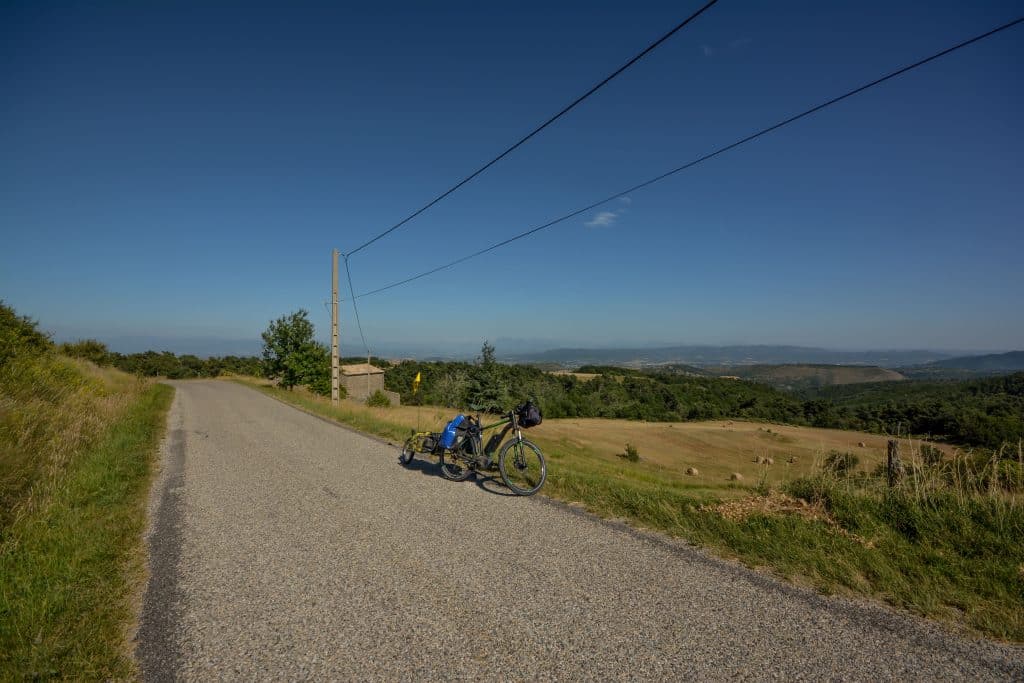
137, 381, 1023, 681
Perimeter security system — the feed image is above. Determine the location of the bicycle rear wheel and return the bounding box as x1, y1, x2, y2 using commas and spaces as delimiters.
439, 449, 473, 481
399, 436, 416, 466
498, 439, 546, 496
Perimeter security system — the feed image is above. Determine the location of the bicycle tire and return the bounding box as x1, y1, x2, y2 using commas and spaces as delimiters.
399, 436, 416, 466
498, 438, 547, 496
439, 449, 473, 481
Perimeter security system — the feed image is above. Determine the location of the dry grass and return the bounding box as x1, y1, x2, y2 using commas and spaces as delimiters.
549, 371, 600, 382
0, 354, 150, 529
525, 418, 954, 487
1, 351, 172, 678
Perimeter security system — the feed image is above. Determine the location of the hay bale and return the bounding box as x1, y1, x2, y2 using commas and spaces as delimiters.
753, 456, 763, 464
764, 457, 774, 465
787, 456, 797, 464
858, 442, 866, 448
730, 472, 743, 481
686, 467, 699, 476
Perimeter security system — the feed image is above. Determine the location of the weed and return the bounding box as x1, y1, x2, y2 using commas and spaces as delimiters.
365, 390, 391, 408
1, 378, 172, 678
824, 450, 859, 477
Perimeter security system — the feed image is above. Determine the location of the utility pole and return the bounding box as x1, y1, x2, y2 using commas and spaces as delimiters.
331, 249, 340, 405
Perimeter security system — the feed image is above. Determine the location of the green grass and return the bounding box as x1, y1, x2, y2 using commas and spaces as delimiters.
236, 377, 1023, 642
0, 382, 173, 679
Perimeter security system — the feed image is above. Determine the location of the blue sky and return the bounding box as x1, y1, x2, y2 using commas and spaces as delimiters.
2, 1, 1022, 356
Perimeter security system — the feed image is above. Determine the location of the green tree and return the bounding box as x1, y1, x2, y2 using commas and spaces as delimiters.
287, 342, 331, 395
466, 341, 511, 412
261, 310, 319, 390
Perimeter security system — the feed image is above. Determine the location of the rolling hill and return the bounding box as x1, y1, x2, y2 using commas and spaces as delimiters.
704, 364, 906, 389
901, 351, 1024, 379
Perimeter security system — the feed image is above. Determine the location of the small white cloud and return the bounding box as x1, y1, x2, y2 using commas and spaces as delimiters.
729, 38, 752, 49
586, 211, 619, 228
618, 196, 632, 205
702, 45, 714, 57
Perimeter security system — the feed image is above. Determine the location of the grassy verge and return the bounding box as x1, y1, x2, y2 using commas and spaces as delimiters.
0, 382, 173, 678
237, 377, 1023, 641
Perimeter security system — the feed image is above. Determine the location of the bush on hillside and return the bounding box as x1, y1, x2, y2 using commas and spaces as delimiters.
60, 339, 112, 366
618, 443, 640, 462
366, 390, 391, 408
0, 301, 52, 366
824, 450, 859, 477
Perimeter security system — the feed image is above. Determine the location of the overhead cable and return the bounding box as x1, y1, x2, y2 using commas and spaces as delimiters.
345, 0, 720, 256
351, 16, 1024, 300
343, 255, 372, 358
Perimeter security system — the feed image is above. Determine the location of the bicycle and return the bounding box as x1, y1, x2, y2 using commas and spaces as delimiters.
399, 403, 547, 496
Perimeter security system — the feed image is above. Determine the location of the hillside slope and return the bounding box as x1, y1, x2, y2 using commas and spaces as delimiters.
705, 364, 906, 389
903, 351, 1024, 379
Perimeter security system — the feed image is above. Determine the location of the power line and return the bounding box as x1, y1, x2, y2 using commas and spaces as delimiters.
351, 16, 1024, 300
342, 255, 372, 357
345, 0, 720, 257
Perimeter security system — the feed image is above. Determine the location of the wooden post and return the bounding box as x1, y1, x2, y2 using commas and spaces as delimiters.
887, 439, 902, 487
331, 249, 340, 405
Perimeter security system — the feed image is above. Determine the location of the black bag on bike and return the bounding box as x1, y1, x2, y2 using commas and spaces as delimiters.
516, 401, 542, 428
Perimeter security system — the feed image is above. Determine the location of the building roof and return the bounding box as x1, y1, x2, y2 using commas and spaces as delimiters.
340, 363, 385, 376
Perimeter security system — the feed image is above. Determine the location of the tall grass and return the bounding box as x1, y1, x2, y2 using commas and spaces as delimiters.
1, 353, 144, 530
783, 441, 1024, 640
1, 304, 174, 677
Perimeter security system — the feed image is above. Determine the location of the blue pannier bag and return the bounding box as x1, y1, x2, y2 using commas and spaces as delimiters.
438, 415, 466, 449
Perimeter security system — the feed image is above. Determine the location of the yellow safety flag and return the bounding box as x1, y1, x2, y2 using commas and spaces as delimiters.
412, 371, 422, 395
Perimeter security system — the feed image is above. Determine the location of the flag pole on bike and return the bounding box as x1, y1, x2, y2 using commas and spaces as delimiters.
412, 371, 422, 431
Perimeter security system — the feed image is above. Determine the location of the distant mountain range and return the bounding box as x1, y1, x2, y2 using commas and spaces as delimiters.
505, 345, 955, 369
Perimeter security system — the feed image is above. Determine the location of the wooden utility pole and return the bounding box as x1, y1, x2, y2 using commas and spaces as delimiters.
331, 249, 340, 405
887, 439, 902, 488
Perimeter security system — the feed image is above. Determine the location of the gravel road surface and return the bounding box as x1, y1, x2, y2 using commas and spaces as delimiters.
137, 380, 1024, 681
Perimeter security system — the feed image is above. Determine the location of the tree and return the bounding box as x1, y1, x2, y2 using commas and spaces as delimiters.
286, 342, 331, 395
479, 340, 497, 367
467, 341, 510, 412
261, 310, 319, 390
436, 369, 469, 407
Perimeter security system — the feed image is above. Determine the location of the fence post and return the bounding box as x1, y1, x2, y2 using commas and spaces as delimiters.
887, 439, 902, 488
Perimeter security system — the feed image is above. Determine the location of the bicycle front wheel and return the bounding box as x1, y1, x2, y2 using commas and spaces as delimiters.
498, 439, 547, 496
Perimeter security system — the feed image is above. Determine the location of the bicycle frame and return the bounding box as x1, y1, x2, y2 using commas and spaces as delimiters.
462, 411, 522, 469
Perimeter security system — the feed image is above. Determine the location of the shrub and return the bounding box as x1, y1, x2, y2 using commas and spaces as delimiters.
0, 301, 52, 365
366, 390, 391, 408
59, 339, 112, 366
992, 458, 1024, 493
824, 450, 859, 477
920, 443, 944, 466
618, 443, 640, 462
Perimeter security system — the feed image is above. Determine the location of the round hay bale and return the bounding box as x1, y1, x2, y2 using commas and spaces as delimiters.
764, 457, 774, 465
753, 456, 763, 464
730, 472, 743, 481
858, 441, 866, 448
686, 467, 699, 476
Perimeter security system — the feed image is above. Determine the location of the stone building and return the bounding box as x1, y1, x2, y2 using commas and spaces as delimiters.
340, 363, 400, 405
